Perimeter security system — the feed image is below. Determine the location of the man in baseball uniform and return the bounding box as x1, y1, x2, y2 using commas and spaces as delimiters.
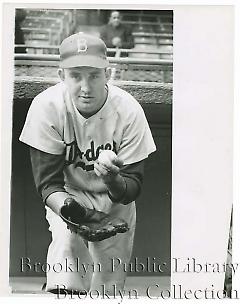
19, 32, 156, 295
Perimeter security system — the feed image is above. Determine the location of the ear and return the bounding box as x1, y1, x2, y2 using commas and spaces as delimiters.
58, 68, 65, 81
105, 67, 112, 82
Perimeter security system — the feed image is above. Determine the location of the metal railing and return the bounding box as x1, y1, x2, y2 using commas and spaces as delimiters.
14, 53, 172, 65
14, 52, 173, 83
15, 45, 173, 56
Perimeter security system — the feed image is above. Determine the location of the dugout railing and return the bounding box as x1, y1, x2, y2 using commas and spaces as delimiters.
14, 53, 173, 83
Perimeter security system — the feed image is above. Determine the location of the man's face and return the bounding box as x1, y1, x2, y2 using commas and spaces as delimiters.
59, 67, 110, 117
110, 12, 121, 27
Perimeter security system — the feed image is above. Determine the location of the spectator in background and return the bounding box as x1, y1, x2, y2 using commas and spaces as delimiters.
100, 11, 134, 50
15, 9, 27, 53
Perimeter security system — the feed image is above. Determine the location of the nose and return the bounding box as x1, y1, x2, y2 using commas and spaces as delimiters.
80, 78, 91, 94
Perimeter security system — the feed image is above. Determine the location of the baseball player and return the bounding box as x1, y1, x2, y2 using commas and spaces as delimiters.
19, 32, 156, 295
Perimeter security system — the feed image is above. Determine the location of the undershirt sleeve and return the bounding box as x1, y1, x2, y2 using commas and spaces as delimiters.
108, 161, 145, 205
30, 147, 144, 205
30, 147, 67, 203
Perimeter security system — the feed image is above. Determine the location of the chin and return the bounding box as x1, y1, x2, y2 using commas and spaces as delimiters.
79, 106, 92, 113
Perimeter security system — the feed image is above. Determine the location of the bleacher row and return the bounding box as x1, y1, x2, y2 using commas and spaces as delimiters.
22, 9, 77, 46
15, 9, 173, 83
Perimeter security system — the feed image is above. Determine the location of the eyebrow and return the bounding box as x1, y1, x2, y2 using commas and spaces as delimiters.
69, 70, 101, 76
69, 69, 101, 74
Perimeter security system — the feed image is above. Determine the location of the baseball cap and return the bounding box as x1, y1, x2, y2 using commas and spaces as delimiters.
59, 32, 109, 68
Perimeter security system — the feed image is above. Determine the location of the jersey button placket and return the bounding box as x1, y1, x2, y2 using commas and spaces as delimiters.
85, 120, 91, 140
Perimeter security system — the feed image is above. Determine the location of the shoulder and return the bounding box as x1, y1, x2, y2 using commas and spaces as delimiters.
108, 84, 144, 117
34, 82, 65, 103
99, 24, 110, 33
31, 82, 66, 112
28, 82, 67, 128
120, 23, 132, 32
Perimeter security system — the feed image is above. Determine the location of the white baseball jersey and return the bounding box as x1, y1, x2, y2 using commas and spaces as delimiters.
20, 81, 156, 211
19, 81, 156, 292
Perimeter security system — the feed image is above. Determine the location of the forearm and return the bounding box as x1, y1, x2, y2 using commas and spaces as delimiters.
122, 28, 134, 49
45, 192, 71, 215
105, 161, 144, 205
105, 174, 127, 202
30, 147, 69, 213
121, 39, 134, 49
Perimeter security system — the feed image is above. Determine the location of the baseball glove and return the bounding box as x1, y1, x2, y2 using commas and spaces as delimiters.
59, 197, 129, 242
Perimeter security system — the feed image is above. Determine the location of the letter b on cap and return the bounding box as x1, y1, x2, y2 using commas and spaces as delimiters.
77, 37, 88, 53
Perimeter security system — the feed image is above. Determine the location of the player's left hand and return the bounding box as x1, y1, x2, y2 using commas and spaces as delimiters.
94, 157, 123, 184
60, 198, 129, 242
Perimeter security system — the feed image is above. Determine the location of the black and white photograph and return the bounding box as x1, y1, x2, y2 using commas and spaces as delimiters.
9, 5, 172, 299
0, 1, 237, 302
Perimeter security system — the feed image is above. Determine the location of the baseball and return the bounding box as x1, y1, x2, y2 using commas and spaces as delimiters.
98, 150, 117, 167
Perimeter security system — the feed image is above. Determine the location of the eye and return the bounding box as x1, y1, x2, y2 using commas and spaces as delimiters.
71, 73, 82, 80
90, 73, 100, 80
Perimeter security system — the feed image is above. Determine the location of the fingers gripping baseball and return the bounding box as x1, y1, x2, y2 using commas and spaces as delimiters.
94, 150, 123, 182
94, 161, 119, 178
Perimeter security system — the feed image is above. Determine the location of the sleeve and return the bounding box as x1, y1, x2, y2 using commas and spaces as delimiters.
30, 147, 67, 202
19, 94, 65, 155
31, 147, 144, 206
108, 160, 145, 205
99, 25, 114, 48
117, 103, 156, 165
122, 26, 135, 49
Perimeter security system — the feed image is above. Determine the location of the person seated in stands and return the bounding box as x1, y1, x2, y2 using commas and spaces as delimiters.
99, 11, 134, 50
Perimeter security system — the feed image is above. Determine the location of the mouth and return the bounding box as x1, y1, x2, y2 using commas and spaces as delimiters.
79, 96, 94, 100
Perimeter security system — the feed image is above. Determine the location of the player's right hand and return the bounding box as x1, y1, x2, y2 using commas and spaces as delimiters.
94, 157, 123, 184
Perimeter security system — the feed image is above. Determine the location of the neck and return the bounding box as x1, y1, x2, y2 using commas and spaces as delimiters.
79, 85, 108, 118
